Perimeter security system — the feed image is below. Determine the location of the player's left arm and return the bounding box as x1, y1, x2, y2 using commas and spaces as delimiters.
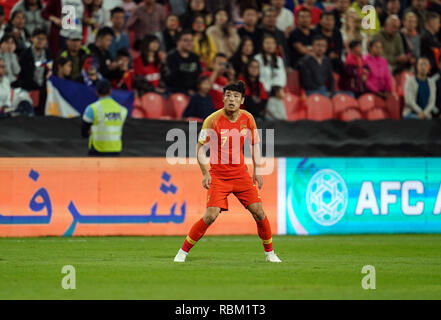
248, 114, 263, 189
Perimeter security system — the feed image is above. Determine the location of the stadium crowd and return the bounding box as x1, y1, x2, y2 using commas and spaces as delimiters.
1, 0, 441, 120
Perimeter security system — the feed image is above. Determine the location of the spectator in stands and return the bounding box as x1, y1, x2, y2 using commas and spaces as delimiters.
372, 15, 410, 75
400, 11, 420, 62
82, 79, 128, 156
289, 8, 315, 69
79, 57, 102, 86
229, 36, 254, 77
379, 0, 401, 25
238, 59, 268, 119
126, 0, 166, 42
341, 8, 368, 55
179, 0, 209, 30
205, 0, 231, 16
156, 13, 180, 53
0, 57, 11, 116
0, 6, 5, 40
315, 11, 343, 74
271, 0, 294, 37
238, 7, 262, 55
41, 0, 66, 58
330, 0, 350, 30
404, 0, 428, 33
364, 39, 393, 98
59, 30, 90, 82
88, 27, 117, 80
10, 0, 48, 36
108, 7, 129, 60
206, 8, 240, 59
168, 0, 187, 16
420, 11, 441, 77
341, 40, 368, 97
5, 10, 30, 56
261, 6, 288, 62
265, 85, 287, 120
200, 53, 230, 109
0, 34, 20, 83
182, 75, 216, 119
133, 35, 165, 95
111, 49, 132, 91
299, 35, 334, 97
192, 14, 217, 69
54, 56, 72, 80
255, 33, 287, 94
431, 54, 441, 118
15, 28, 51, 114
122, 0, 137, 19
350, 0, 380, 34
84, 0, 111, 45
294, 0, 322, 27
163, 30, 201, 94
403, 57, 436, 118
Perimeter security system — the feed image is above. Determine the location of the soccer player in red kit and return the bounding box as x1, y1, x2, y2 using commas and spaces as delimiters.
174, 80, 281, 263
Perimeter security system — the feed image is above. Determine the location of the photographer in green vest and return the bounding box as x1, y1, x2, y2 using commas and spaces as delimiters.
82, 79, 128, 156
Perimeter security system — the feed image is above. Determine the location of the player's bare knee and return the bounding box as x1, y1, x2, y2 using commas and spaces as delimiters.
253, 209, 265, 221
203, 208, 220, 225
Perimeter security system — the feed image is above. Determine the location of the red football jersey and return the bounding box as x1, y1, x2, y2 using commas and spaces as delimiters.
198, 109, 260, 179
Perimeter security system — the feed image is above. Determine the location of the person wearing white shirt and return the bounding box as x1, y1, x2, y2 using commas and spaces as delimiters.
254, 33, 286, 93
0, 58, 12, 113
271, 0, 295, 36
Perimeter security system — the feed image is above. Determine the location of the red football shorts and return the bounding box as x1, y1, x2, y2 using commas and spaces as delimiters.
207, 173, 261, 211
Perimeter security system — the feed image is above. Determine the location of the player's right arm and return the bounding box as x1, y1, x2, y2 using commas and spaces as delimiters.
197, 117, 214, 189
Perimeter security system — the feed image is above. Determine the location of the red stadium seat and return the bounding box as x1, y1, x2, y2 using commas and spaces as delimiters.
340, 108, 362, 121
131, 108, 145, 119
366, 108, 388, 120
357, 93, 385, 113
283, 92, 305, 121
395, 71, 414, 96
168, 93, 190, 119
385, 95, 401, 120
286, 70, 301, 95
333, 73, 340, 91
185, 117, 204, 123
305, 94, 333, 121
29, 90, 40, 108
332, 93, 359, 115
140, 92, 166, 119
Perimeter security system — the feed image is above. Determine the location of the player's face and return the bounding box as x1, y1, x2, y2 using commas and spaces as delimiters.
223, 90, 244, 112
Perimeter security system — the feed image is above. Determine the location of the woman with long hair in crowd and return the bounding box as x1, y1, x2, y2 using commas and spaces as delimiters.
5, 10, 30, 56
192, 14, 217, 69
238, 58, 268, 119
206, 8, 240, 59
180, 0, 210, 30
10, 0, 48, 36
133, 35, 166, 95
254, 33, 286, 94
229, 36, 254, 78
0, 34, 21, 83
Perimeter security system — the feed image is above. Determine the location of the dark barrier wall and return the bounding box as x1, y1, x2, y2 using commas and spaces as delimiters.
1, 117, 441, 157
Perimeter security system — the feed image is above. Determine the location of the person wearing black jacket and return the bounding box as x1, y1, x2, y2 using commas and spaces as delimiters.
14, 28, 50, 114
299, 35, 334, 97
315, 11, 343, 74
163, 30, 201, 94
87, 27, 117, 80
420, 11, 441, 77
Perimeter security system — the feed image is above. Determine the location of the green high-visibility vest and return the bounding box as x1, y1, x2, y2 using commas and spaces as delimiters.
89, 97, 128, 153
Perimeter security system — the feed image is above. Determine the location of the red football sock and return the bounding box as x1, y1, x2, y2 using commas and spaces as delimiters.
256, 216, 273, 252
181, 218, 210, 252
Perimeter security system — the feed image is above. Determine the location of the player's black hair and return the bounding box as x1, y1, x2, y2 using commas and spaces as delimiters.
223, 80, 246, 97
96, 27, 115, 39
110, 6, 124, 17
96, 79, 111, 95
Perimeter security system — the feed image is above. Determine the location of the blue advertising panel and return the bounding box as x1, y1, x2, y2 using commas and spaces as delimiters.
281, 158, 441, 235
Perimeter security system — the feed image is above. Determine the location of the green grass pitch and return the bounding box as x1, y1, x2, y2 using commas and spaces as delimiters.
0, 234, 440, 299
